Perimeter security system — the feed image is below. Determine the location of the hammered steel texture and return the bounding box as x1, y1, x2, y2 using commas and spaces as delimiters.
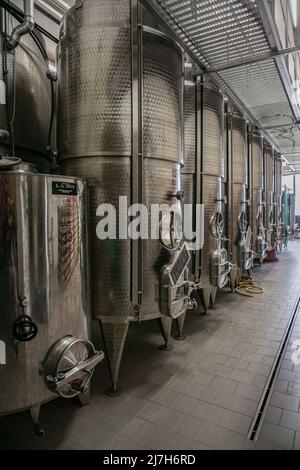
183, 80, 196, 174
202, 83, 224, 178
0, 19, 51, 170
61, 157, 133, 320
57, 0, 132, 159
202, 175, 222, 282
201, 82, 224, 283
0, 169, 89, 415
274, 152, 283, 225
228, 108, 248, 265
263, 142, 274, 228
58, 0, 183, 390
143, 29, 183, 163
181, 172, 195, 276
59, 0, 183, 318
182, 77, 197, 277
249, 128, 263, 242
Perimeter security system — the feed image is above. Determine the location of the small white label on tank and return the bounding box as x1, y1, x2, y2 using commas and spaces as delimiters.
0, 80, 6, 104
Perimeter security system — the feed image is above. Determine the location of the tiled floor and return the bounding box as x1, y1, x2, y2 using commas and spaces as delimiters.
1, 241, 300, 450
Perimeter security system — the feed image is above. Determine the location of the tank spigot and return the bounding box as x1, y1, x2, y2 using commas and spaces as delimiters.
168, 190, 186, 201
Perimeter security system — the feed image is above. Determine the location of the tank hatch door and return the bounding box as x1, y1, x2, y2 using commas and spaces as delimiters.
209, 211, 232, 288
238, 211, 254, 271
161, 242, 198, 319
42, 336, 104, 398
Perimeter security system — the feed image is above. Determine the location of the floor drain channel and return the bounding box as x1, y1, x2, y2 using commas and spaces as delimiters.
248, 295, 300, 441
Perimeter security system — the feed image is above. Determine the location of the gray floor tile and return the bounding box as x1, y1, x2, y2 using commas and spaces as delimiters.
252, 375, 267, 388
287, 382, 300, 397
192, 420, 230, 449
210, 376, 238, 393
189, 401, 224, 425
255, 441, 275, 450
259, 422, 295, 450
280, 410, 300, 431
235, 382, 263, 401
294, 432, 300, 450
274, 380, 289, 393
230, 369, 256, 385
264, 406, 282, 425
214, 390, 245, 412
225, 357, 250, 371
143, 385, 198, 414
218, 409, 252, 435
270, 391, 300, 412
247, 362, 271, 376
240, 399, 259, 417
223, 431, 256, 450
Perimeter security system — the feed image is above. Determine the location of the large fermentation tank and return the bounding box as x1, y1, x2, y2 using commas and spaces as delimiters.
0, 162, 103, 432
57, 0, 189, 394
249, 127, 267, 263
274, 152, 283, 248
182, 68, 230, 311
263, 141, 276, 248
201, 80, 229, 308
182, 63, 197, 283
0, 14, 51, 172
274, 153, 282, 224
226, 106, 252, 283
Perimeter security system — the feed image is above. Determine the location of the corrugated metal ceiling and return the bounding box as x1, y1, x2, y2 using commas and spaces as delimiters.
143, 0, 300, 172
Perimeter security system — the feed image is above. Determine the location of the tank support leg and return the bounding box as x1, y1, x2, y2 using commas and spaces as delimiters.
157, 317, 173, 351
197, 288, 207, 315
99, 320, 129, 397
30, 405, 45, 438
173, 312, 186, 341
200, 287, 211, 313
78, 384, 91, 406
210, 287, 218, 310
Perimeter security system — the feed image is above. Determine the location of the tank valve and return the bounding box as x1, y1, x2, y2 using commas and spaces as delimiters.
13, 315, 38, 342
13, 296, 38, 342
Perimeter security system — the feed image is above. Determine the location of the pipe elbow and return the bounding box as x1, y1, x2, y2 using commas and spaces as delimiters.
6, 1, 35, 52
26, 16, 35, 33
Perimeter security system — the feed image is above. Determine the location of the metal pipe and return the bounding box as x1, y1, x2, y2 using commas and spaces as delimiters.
6, 0, 35, 51
0, 8, 4, 83
35, 0, 70, 24
131, 0, 143, 309
44, 0, 69, 14
35, 0, 63, 23
0, 0, 58, 43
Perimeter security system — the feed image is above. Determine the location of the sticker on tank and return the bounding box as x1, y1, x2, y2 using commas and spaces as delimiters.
52, 181, 77, 196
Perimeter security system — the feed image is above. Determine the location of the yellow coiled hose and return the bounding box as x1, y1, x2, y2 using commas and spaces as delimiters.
235, 277, 265, 297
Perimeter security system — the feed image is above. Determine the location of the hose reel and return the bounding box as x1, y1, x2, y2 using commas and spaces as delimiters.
42, 336, 104, 399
